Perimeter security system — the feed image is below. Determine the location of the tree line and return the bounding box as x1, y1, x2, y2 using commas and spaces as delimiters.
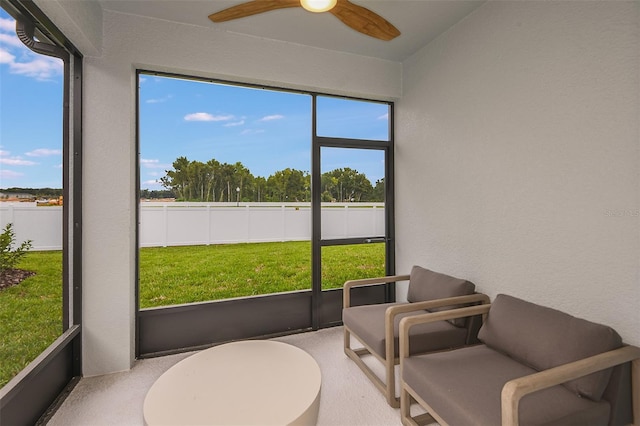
157, 156, 385, 202
0, 188, 63, 199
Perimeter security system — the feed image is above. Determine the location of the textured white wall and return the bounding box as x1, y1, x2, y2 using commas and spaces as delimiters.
34, 0, 102, 56
397, 1, 640, 345
40, 5, 401, 376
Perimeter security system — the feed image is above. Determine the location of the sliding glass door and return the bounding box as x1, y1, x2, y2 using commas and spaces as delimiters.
312, 96, 394, 327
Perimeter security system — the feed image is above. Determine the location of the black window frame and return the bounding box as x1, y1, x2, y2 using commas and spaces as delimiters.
135, 70, 394, 356
0, 1, 82, 424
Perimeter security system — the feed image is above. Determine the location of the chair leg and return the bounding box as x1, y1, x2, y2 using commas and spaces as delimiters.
344, 326, 399, 407
633, 358, 639, 426
344, 327, 351, 355
386, 356, 400, 408
401, 383, 440, 426
401, 385, 416, 426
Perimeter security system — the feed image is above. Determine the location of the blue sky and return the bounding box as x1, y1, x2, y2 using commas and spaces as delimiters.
140, 74, 390, 190
0, 8, 64, 189
1, 7, 390, 191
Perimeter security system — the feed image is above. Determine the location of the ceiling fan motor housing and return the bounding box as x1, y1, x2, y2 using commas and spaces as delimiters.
300, 0, 337, 13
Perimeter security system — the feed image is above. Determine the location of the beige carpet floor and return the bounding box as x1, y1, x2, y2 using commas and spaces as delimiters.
47, 326, 411, 426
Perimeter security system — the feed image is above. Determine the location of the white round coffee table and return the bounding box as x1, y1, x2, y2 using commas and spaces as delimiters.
143, 340, 321, 425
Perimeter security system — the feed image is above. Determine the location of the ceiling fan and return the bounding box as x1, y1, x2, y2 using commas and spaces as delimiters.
208, 0, 401, 41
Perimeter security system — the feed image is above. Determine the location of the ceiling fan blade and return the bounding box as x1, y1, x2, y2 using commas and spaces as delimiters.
329, 0, 400, 41
209, 0, 300, 23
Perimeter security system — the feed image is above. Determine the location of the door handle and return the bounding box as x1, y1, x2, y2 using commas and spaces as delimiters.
364, 237, 386, 243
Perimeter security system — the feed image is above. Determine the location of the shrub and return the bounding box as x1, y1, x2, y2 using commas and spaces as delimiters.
0, 223, 32, 272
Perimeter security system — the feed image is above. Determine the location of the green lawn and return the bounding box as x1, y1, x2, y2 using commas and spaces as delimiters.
1, 241, 384, 387
139, 241, 385, 308
0, 251, 62, 388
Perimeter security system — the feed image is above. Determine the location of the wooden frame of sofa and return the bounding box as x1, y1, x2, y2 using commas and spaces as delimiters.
398, 304, 640, 426
343, 274, 490, 408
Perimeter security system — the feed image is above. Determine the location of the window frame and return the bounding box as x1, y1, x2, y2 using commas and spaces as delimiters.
0, 1, 82, 424
135, 70, 394, 356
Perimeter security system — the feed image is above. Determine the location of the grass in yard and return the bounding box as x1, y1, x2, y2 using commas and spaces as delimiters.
0, 241, 384, 386
321, 244, 385, 288
139, 241, 385, 308
0, 251, 62, 388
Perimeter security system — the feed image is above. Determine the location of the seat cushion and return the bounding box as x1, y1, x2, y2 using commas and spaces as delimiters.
406, 266, 475, 327
478, 294, 622, 401
403, 345, 611, 426
343, 302, 468, 358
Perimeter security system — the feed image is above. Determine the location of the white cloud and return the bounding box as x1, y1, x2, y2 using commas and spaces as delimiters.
0, 156, 37, 166
146, 95, 172, 104
224, 120, 245, 127
377, 113, 389, 120
0, 45, 62, 80
0, 150, 10, 156
0, 17, 15, 33
259, 114, 284, 122
141, 158, 170, 169
0, 169, 24, 179
143, 179, 162, 186
0, 16, 62, 81
26, 148, 62, 157
184, 112, 234, 122
9, 56, 63, 80
0, 33, 23, 48
0, 47, 15, 64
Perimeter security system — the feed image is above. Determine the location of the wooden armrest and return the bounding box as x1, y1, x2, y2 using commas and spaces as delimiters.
343, 274, 410, 308
501, 345, 640, 426
399, 304, 492, 360
386, 294, 489, 362
385, 293, 491, 318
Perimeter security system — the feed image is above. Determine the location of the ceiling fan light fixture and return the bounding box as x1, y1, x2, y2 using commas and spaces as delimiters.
208, 0, 400, 41
300, 0, 337, 13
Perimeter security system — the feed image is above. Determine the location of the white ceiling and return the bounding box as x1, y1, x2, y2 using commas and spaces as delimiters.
99, 0, 484, 62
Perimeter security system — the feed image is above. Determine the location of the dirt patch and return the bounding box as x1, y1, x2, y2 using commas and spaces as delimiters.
0, 269, 36, 291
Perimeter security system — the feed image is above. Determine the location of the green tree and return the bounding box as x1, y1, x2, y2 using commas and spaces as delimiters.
371, 178, 385, 202
187, 160, 207, 201
160, 157, 255, 203
160, 156, 191, 200
321, 168, 373, 202
233, 162, 255, 203
203, 159, 220, 202
159, 156, 378, 204
320, 175, 339, 202
253, 176, 267, 202
266, 168, 309, 202
217, 162, 236, 202
140, 189, 176, 199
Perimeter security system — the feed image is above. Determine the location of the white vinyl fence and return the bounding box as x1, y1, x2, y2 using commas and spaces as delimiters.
0, 202, 385, 251
0, 203, 63, 251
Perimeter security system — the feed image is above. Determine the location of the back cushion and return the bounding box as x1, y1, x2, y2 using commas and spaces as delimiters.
406, 266, 475, 327
478, 294, 622, 401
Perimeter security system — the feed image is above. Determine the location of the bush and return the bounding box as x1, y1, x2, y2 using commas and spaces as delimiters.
0, 223, 32, 272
